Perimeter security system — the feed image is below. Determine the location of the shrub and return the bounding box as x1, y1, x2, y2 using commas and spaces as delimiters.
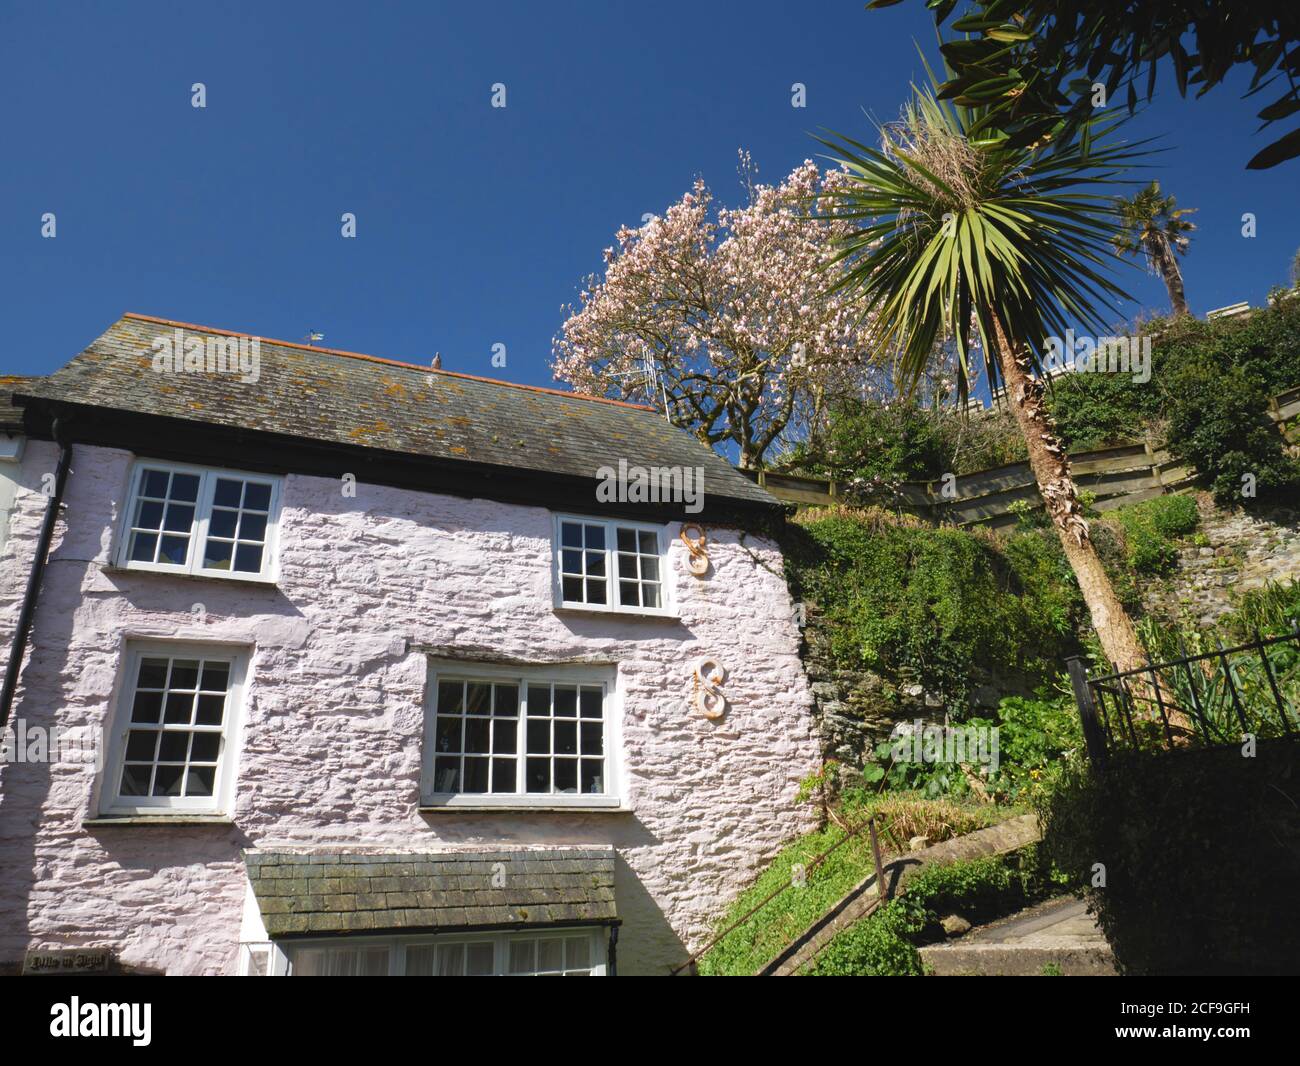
785, 512, 1085, 712
1038, 744, 1300, 974
968, 690, 1083, 802
1105, 493, 1200, 575
1162, 354, 1299, 506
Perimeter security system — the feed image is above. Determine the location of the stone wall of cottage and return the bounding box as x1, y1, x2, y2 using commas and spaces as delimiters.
0, 442, 820, 976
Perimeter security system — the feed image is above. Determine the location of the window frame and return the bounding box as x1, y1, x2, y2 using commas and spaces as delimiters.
551, 513, 674, 617
99, 640, 250, 818
115, 459, 283, 582
258, 928, 609, 977
420, 659, 621, 810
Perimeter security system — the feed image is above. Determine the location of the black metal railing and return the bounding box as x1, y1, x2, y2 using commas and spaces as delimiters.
1067, 625, 1300, 768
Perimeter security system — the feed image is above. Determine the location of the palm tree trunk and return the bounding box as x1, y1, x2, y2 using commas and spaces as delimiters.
1151, 237, 1190, 317
989, 314, 1148, 675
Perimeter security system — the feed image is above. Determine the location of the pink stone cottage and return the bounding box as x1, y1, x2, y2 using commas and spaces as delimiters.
0, 315, 819, 976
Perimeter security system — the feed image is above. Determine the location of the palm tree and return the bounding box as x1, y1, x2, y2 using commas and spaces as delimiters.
817, 85, 1154, 678
1112, 181, 1196, 317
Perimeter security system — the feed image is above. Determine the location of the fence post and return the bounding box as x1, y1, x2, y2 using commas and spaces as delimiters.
869, 817, 887, 900
1066, 655, 1109, 771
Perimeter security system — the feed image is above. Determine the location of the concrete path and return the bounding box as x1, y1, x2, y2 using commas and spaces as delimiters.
920, 895, 1118, 976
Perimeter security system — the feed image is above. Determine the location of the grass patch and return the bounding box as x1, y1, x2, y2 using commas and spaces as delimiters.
804, 845, 1069, 976
695, 795, 1010, 976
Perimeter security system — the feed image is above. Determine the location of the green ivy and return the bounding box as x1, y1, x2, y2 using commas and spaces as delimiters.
786, 512, 1085, 712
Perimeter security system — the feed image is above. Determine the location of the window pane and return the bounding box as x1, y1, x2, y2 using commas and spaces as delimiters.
525, 758, 549, 793
141, 469, 170, 497
437, 943, 465, 976
554, 720, 577, 755
243, 482, 272, 511
526, 720, 549, 754
508, 940, 535, 975
464, 717, 489, 754
190, 732, 221, 762
617, 553, 638, 580
638, 531, 657, 554
465, 683, 491, 715
561, 576, 582, 601
195, 694, 225, 726
163, 503, 194, 532
580, 760, 604, 795
554, 687, 577, 717
554, 760, 577, 793
462, 758, 489, 793
435, 716, 461, 753
493, 685, 518, 716
466, 942, 494, 976
492, 719, 517, 754
128, 532, 158, 562
213, 478, 243, 508
158, 732, 188, 761
565, 936, 592, 971
200, 664, 229, 691
404, 946, 436, 976
585, 578, 606, 604
642, 584, 661, 609
585, 551, 605, 577
233, 544, 263, 573
641, 557, 659, 582
437, 682, 463, 715
579, 688, 602, 719
491, 757, 516, 793
616, 528, 635, 552
159, 535, 189, 565
136, 499, 164, 529
433, 756, 460, 793
170, 661, 200, 689
119, 764, 151, 796
619, 580, 639, 606
208, 508, 238, 539
580, 722, 602, 755
170, 474, 200, 503
203, 539, 234, 570
185, 765, 215, 796
137, 658, 169, 688
561, 549, 581, 575
560, 522, 582, 548
238, 511, 268, 541
152, 764, 184, 796
526, 685, 550, 717
537, 938, 564, 973
583, 525, 605, 550
164, 693, 194, 723
131, 691, 163, 724
124, 731, 158, 761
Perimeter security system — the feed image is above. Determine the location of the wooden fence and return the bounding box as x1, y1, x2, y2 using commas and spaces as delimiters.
745, 385, 1300, 529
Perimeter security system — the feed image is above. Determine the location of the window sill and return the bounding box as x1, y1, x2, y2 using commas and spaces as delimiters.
553, 605, 679, 622
419, 800, 627, 814
84, 814, 235, 827
101, 564, 279, 589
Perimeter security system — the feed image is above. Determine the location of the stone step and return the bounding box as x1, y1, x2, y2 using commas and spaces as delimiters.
919, 896, 1118, 976
919, 942, 1118, 976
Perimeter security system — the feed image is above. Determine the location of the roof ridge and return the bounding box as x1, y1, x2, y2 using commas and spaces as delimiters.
120, 312, 656, 412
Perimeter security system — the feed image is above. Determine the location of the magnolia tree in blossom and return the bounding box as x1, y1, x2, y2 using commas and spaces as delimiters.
552, 158, 884, 468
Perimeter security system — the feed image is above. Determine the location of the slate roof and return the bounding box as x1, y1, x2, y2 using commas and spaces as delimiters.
1, 376, 34, 433
19, 314, 778, 511
244, 847, 618, 937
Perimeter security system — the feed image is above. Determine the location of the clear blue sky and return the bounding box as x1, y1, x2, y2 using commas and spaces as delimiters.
2, 0, 1296, 388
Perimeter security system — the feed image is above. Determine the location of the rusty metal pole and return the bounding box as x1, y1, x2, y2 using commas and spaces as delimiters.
869, 817, 887, 900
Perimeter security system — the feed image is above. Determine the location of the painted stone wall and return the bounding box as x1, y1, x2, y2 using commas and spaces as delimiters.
0, 442, 819, 975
